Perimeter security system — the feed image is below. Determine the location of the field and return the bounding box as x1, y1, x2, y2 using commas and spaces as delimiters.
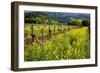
24, 24, 90, 61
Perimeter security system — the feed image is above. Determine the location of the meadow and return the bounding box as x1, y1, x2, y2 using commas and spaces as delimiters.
24, 24, 90, 61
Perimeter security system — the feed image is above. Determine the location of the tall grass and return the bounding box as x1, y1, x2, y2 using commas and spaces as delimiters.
24, 27, 90, 61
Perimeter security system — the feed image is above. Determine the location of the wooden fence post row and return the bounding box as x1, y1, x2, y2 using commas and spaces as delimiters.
30, 25, 73, 42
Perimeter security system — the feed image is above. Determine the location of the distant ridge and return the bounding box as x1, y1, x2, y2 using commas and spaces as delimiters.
25, 11, 90, 23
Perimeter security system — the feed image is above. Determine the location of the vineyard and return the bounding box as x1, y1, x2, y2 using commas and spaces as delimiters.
24, 24, 79, 43
24, 24, 90, 61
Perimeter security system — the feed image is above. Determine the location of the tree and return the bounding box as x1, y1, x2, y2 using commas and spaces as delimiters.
81, 19, 90, 26
48, 19, 58, 25
67, 18, 82, 26
25, 12, 47, 24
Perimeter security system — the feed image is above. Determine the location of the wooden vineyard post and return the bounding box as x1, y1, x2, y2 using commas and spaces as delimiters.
64, 27, 66, 34
31, 25, 35, 43
57, 26, 59, 33
68, 27, 70, 31
48, 26, 51, 37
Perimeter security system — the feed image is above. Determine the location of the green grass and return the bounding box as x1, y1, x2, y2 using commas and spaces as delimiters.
24, 26, 90, 61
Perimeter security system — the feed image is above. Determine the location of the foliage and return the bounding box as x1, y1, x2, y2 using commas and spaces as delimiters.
48, 19, 58, 25
67, 18, 90, 26
81, 19, 90, 26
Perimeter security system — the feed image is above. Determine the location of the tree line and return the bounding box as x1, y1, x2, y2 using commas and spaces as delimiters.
25, 13, 90, 26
